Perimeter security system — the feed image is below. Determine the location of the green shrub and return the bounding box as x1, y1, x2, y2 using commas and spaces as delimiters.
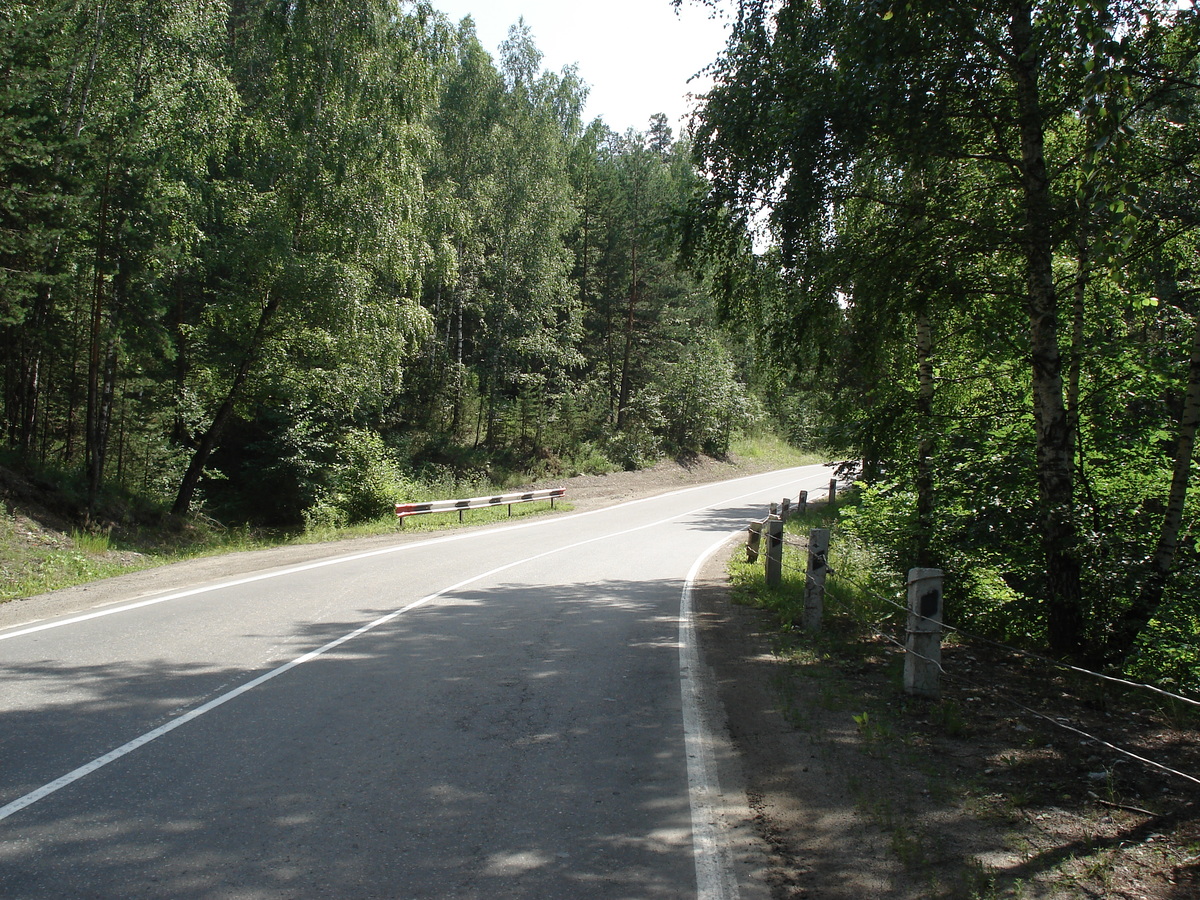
305, 429, 416, 526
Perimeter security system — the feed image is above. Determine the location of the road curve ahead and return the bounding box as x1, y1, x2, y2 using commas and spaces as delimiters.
0, 465, 834, 899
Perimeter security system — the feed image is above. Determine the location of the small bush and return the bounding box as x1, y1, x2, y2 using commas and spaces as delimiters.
305, 430, 416, 526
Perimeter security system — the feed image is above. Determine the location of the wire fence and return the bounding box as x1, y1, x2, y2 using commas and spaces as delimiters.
745, 508, 1200, 791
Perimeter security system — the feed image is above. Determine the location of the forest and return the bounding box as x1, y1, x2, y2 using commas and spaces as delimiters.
2, 0, 1199, 684
0, 0, 758, 526
689, 0, 1200, 681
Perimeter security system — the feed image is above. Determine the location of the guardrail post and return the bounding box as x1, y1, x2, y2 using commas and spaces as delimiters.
803, 528, 830, 631
746, 520, 764, 563
764, 516, 784, 586
904, 568, 944, 698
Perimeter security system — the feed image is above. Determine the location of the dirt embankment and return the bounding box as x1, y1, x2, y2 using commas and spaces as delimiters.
692, 553, 1199, 900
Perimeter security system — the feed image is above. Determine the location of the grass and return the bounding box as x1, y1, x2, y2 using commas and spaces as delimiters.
728, 433, 826, 469
726, 484, 1200, 899
0, 496, 570, 604
1, 512, 154, 602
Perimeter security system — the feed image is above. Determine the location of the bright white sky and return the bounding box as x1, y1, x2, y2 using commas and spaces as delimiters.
430, 0, 731, 136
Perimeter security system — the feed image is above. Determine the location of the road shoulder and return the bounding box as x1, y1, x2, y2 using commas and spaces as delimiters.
693, 545, 912, 900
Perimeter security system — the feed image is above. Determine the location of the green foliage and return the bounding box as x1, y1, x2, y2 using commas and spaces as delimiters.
1126, 588, 1200, 694
303, 430, 415, 528
659, 335, 750, 456
692, 0, 1200, 674
0, 1, 769, 546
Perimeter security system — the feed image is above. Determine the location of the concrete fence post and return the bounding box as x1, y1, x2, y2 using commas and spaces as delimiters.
764, 516, 784, 586
803, 528, 830, 631
746, 520, 764, 563
904, 568, 944, 698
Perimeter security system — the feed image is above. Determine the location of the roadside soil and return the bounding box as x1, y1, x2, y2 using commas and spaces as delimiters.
692, 547, 1200, 900
3, 455, 1197, 898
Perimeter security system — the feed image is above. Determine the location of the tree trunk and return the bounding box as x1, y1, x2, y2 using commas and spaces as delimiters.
451, 289, 464, 435
85, 162, 113, 507
617, 241, 637, 430
1010, 2, 1083, 655
1116, 312, 1200, 659
1068, 231, 1088, 455
171, 291, 281, 517
915, 314, 936, 568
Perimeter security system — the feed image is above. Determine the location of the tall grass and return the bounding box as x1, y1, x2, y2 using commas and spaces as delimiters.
727, 487, 901, 637
728, 434, 826, 468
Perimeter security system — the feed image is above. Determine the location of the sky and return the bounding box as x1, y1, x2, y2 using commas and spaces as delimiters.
429, 0, 731, 136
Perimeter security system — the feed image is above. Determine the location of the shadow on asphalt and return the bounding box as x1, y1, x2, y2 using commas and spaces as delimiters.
1, 573, 715, 899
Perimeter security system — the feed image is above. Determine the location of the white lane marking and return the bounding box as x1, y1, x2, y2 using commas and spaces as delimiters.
681, 534, 743, 900
0, 465, 833, 641
0, 471, 831, 823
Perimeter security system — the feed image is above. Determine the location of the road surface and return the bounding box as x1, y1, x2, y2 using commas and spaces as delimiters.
0, 465, 834, 899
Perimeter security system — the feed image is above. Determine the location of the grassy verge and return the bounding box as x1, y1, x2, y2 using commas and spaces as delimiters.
727, 433, 828, 470
0, 497, 568, 604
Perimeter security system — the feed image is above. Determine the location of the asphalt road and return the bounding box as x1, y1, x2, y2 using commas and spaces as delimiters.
0, 465, 834, 899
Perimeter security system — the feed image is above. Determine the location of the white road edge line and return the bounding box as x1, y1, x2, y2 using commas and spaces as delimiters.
0, 469, 829, 825
0, 464, 832, 642
681, 533, 744, 900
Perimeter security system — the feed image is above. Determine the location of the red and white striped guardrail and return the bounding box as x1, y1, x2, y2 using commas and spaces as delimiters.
395, 488, 566, 523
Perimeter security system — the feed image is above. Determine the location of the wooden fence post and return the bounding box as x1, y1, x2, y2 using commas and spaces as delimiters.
828, 478, 838, 506
764, 516, 784, 586
904, 568, 944, 698
803, 527, 830, 631
746, 520, 764, 563
797, 490, 808, 516
780, 497, 792, 522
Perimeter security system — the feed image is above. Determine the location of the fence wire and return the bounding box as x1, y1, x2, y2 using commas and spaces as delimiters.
765, 523, 1200, 710
817, 565, 1200, 789
743, 511, 1200, 790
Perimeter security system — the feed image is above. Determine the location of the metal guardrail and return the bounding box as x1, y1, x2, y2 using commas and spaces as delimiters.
395, 488, 566, 524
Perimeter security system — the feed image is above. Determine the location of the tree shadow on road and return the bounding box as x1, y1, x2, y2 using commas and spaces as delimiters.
1, 574, 723, 899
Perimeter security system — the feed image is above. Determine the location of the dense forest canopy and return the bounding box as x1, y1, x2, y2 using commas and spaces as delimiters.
3, 0, 1199, 683
685, 0, 1200, 676
0, 0, 760, 526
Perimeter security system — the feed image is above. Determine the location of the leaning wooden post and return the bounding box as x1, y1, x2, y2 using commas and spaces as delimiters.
746, 520, 764, 563
904, 568, 944, 698
803, 527, 830, 631
797, 490, 808, 516
828, 478, 838, 506
764, 516, 784, 586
